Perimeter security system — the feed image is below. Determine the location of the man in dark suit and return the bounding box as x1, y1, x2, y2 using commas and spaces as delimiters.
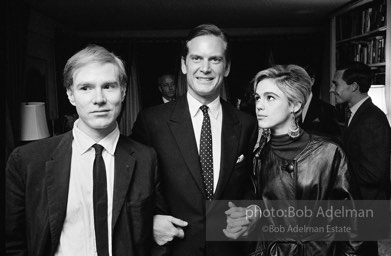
145, 73, 176, 108
6, 44, 165, 256
331, 61, 391, 255
302, 66, 340, 138
157, 73, 176, 104
132, 24, 258, 256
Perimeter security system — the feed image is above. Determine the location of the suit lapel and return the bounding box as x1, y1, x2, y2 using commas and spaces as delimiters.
45, 132, 73, 250
349, 98, 371, 128
112, 136, 136, 228
168, 96, 206, 197
213, 101, 240, 200
343, 98, 371, 143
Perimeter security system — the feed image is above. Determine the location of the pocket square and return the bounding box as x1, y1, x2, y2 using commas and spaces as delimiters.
236, 154, 244, 163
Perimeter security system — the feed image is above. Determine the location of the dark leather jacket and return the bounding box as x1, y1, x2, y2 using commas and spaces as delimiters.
251, 135, 361, 256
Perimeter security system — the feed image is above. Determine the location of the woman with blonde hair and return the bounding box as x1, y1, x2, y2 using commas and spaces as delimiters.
223, 65, 361, 255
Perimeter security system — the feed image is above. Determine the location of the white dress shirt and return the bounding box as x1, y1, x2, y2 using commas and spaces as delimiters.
348, 96, 369, 126
187, 93, 222, 192
162, 97, 170, 103
55, 119, 119, 256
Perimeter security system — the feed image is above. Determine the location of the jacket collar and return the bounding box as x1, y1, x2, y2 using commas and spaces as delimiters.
112, 136, 136, 228
167, 96, 241, 201
168, 96, 206, 197
45, 131, 73, 253
213, 100, 241, 199
346, 97, 372, 132
45, 133, 136, 252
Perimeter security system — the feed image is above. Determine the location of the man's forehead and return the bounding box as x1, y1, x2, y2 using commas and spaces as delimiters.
73, 62, 117, 77
162, 75, 174, 81
187, 35, 227, 53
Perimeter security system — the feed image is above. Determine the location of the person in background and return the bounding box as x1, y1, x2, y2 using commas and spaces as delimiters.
131, 24, 258, 256
224, 64, 361, 255
6, 44, 165, 256
238, 85, 256, 117
157, 73, 176, 104
331, 61, 391, 255
301, 65, 340, 139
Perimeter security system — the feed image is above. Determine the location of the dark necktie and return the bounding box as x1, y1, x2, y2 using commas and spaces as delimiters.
200, 105, 214, 200
345, 108, 352, 127
92, 144, 109, 256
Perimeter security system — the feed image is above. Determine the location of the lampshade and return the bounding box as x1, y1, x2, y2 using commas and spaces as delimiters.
368, 85, 388, 115
20, 102, 50, 141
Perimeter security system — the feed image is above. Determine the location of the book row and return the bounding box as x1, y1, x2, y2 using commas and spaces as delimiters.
336, 0, 386, 40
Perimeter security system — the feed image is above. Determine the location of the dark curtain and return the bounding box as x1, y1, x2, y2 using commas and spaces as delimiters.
118, 42, 142, 135
5, 1, 30, 160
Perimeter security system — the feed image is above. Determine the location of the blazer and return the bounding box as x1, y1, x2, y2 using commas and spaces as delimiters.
131, 95, 258, 256
301, 97, 341, 139
145, 97, 165, 108
6, 131, 165, 256
342, 98, 391, 200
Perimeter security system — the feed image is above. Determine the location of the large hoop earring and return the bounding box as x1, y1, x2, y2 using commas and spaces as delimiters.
288, 112, 300, 139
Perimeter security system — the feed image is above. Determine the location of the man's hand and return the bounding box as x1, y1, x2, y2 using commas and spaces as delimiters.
153, 215, 188, 245
223, 202, 249, 239
223, 202, 260, 240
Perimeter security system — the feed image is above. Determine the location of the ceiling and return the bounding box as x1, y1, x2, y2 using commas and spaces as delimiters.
27, 0, 353, 31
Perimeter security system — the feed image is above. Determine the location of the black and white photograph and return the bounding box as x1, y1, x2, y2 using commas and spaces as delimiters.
5, 0, 391, 255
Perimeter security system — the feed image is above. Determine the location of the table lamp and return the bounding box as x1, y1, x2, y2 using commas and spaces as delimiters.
20, 102, 50, 141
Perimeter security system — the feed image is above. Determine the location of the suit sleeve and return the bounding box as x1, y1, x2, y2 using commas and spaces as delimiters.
6, 148, 27, 256
131, 111, 151, 146
150, 145, 172, 256
354, 119, 390, 196
151, 148, 168, 215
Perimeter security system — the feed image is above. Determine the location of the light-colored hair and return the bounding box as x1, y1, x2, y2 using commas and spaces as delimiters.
63, 44, 127, 90
253, 64, 312, 118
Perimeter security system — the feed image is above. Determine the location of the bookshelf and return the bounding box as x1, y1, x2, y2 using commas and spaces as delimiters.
330, 0, 391, 122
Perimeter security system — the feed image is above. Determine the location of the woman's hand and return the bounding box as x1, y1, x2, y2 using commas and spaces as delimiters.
223, 202, 251, 239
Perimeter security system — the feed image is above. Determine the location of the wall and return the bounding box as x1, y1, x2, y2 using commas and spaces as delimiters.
26, 9, 58, 133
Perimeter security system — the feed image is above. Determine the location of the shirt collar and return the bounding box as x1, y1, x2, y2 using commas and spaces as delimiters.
302, 92, 313, 121
72, 119, 120, 156
350, 96, 369, 116
187, 92, 221, 120
162, 97, 170, 103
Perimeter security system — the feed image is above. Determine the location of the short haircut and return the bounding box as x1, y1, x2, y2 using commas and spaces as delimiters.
63, 44, 127, 90
182, 24, 230, 64
157, 73, 175, 87
337, 61, 373, 93
253, 64, 312, 118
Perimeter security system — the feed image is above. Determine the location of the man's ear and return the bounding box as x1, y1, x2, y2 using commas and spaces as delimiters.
351, 82, 359, 92
121, 87, 126, 102
66, 88, 76, 106
181, 57, 187, 75
224, 61, 231, 77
